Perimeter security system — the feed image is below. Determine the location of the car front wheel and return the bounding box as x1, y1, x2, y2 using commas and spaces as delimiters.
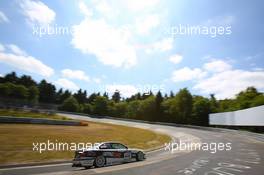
94, 156, 106, 168
136, 151, 144, 161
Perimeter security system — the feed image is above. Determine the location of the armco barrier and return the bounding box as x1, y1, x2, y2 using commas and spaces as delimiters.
102, 116, 264, 142
58, 112, 264, 142
209, 105, 264, 126
0, 116, 81, 126
57, 111, 261, 133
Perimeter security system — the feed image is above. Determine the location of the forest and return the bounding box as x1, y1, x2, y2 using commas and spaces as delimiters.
1, 72, 264, 126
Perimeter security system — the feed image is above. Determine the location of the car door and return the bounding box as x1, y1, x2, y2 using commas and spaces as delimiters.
111, 143, 131, 163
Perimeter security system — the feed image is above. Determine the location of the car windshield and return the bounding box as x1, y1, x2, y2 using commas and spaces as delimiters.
111, 143, 127, 149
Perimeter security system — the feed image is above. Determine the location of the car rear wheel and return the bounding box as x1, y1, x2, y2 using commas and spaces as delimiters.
94, 156, 106, 168
136, 151, 144, 161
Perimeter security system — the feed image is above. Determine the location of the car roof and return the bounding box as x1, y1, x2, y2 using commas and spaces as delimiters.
100, 141, 124, 145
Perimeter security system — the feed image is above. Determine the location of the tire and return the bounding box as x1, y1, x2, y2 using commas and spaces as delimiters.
136, 151, 144, 161
94, 156, 106, 168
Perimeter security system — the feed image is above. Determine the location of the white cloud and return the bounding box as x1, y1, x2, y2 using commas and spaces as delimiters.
171, 67, 206, 82
169, 54, 183, 64
0, 43, 5, 52
203, 60, 232, 72
7, 44, 27, 56
153, 38, 173, 52
55, 78, 79, 90
253, 67, 264, 71
146, 37, 173, 54
135, 14, 160, 35
61, 69, 90, 82
73, 0, 169, 68
122, 0, 160, 11
0, 44, 54, 77
105, 84, 138, 97
0, 74, 3, 77
93, 78, 102, 84
81, 0, 117, 19
72, 18, 137, 68
0, 11, 9, 23
194, 70, 264, 99
95, 1, 113, 16
79, 1, 93, 17
170, 59, 264, 99
20, 0, 56, 26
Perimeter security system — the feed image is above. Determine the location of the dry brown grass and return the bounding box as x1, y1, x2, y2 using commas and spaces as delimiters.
0, 121, 170, 165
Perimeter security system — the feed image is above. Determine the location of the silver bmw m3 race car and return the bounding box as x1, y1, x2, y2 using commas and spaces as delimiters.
72, 142, 146, 169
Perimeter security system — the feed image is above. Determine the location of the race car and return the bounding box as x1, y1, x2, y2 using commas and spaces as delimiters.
72, 142, 146, 169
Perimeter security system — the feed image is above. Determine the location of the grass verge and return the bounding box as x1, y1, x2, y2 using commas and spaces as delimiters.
0, 122, 171, 165
0, 109, 71, 121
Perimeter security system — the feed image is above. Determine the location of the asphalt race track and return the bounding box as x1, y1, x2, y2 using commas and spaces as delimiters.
1, 113, 263, 175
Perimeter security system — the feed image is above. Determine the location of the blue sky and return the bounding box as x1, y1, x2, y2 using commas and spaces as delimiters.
0, 0, 264, 99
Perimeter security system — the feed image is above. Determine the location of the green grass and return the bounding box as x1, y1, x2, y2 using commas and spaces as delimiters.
0, 109, 71, 121
0, 122, 171, 165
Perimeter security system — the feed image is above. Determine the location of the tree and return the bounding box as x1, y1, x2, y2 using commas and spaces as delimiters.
138, 96, 156, 121
59, 90, 71, 104
2, 72, 19, 84
87, 93, 99, 103
174, 88, 193, 124
0, 83, 28, 100
60, 96, 79, 112
3, 71, 264, 129
28, 86, 39, 104
141, 92, 152, 100
0, 83, 11, 98
56, 88, 63, 104
38, 80, 56, 103
109, 102, 128, 118
218, 99, 236, 112
162, 97, 178, 123
236, 87, 260, 109
154, 91, 163, 121
162, 88, 192, 124
169, 91, 174, 98
126, 100, 141, 119
126, 92, 141, 102
93, 96, 108, 115
10, 84, 28, 99
135, 93, 141, 100
192, 96, 210, 126
19, 75, 36, 87
73, 89, 87, 104
103, 92, 109, 99
112, 90, 121, 103
251, 94, 264, 107
209, 94, 219, 113
82, 103, 93, 114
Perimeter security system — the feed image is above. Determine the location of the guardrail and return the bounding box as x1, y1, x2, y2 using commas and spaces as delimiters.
0, 116, 81, 126
57, 112, 264, 143
209, 105, 264, 126
1, 107, 263, 140
100, 116, 264, 143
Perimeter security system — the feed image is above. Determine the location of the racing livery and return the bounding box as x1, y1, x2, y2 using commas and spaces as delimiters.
72, 142, 146, 169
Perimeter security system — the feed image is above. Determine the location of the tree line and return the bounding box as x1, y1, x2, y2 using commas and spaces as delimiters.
0, 72, 264, 126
